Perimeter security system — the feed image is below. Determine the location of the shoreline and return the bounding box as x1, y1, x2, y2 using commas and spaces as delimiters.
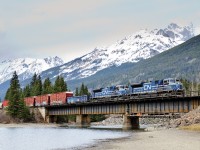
0, 123, 60, 128
84, 128, 200, 150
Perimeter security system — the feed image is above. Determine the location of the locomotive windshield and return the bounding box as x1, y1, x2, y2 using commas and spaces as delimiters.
163, 80, 169, 85
163, 78, 178, 85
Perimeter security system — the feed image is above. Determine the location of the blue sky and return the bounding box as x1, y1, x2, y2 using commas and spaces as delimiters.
0, 0, 200, 62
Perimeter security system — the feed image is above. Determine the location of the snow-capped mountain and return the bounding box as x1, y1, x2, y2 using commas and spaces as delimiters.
41, 23, 196, 81
0, 56, 64, 84
195, 26, 200, 35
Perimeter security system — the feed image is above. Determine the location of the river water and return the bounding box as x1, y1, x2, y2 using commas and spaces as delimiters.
0, 127, 130, 150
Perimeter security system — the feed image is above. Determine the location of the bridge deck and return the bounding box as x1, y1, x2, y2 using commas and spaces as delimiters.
45, 95, 200, 116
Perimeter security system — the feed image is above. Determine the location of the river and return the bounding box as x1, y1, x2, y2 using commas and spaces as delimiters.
0, 127, 130, 150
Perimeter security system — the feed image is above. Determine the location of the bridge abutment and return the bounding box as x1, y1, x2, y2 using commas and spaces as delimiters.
123, 115, 139, 130
76, 115, 91, 127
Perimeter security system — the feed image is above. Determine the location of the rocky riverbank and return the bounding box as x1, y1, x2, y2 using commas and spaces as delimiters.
0, 109, 45, 124
0, 109, 12, 124
91, 114, 123, 126
169, 106, 200, 128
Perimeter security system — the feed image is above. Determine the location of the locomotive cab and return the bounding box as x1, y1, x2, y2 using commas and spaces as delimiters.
162, 78, 183, 91
163, 78, 176, 85
92, 88, 103, 98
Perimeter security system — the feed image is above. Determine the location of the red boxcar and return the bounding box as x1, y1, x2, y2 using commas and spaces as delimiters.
35, 94, 50, 106
35, 96, 41, 106
24, 97, 35, 107
2, 100, 9, 108
40, 94, 50, 106
50, 91, 73, 105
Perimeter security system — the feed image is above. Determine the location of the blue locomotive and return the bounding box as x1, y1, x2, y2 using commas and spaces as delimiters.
92, 85, 129, 98
130, 78, 183, 94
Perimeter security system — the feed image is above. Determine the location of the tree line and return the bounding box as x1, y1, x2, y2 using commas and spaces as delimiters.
5, 73, 68, 99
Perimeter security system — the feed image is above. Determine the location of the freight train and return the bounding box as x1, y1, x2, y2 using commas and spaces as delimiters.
1, 78, 184, 108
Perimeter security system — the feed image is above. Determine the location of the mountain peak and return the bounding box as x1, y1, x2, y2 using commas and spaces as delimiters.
168, 23, 181, 29
44, 56, 64, 65
0, 57, 64, 84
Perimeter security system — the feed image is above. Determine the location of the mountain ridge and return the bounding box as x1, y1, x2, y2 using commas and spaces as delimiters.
40, 23, 195, 82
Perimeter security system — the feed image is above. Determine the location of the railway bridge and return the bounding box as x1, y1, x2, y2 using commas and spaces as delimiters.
44, 94, 200, 129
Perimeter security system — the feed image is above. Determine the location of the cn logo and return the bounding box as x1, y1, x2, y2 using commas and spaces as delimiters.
144, 84, 152, 90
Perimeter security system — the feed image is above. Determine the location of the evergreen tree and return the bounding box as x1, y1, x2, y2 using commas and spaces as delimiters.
54, 76, 67, 92
5, 71, 32, 121
17, 90, 31, 121
75, 83, 90, 96
30, 73, 38, 96
54, 76, 61, 92
4, 88, 10, 99
84, 86, 89, 96
23, 84, 31, 97
42, 77, 53, 94
36, 75, 42, 95
6, 71, 21, 117
79, 83, 85, 95
30, 73, 43, 96
30, 73, 37, 87
75, 87, 79, 96
60, 77, 67, 91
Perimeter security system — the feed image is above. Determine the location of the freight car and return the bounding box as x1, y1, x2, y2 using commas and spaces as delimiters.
50, 92, 73, 105
24, 96, 36, 107
67, 95, 89, 104
35, 94, 51, 106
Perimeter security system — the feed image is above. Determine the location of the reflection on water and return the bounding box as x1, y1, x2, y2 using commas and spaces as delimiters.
0, 127, 130, 150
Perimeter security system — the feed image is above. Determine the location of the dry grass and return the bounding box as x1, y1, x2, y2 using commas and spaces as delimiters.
179, 124, 200, 131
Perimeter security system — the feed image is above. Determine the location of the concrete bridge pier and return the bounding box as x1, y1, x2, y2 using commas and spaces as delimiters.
122, 115, 139, 130
46, 116, 57, 123
76, 115, 91, 128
